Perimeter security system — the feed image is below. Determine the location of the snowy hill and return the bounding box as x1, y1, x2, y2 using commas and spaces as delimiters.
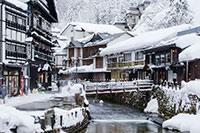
133, 0, 200, 34
55, 0, 144, 29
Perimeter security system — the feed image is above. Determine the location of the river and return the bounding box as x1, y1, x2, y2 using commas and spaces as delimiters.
84, 99, 177, 133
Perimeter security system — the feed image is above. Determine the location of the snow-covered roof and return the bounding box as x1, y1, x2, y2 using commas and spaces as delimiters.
147, 33, 200, 50
101, 24, 190, 55
60, 22, 123, 35
179, 43, 200, 62
54, 39, 69, 54
6, 0, 28, 11
59, 64, 108, 74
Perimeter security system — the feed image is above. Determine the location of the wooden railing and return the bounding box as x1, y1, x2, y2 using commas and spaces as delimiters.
107, 60, 145, 69
83, 80, 153, 94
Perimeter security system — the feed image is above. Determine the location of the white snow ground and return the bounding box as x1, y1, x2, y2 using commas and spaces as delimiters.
0, 82, 87, 132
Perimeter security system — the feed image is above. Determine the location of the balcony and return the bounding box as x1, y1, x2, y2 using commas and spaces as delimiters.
107, 60, 145, 69
35, 51, 53, 61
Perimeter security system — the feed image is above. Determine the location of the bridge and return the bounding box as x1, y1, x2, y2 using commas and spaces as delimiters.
82, 80, 154, 95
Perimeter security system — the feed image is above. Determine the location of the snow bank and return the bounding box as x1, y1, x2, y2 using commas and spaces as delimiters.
5, 93, 53, 106
163, 113, 200, 133
179, 43, 200, 62
100, 24, 190, 55
144, 98, 158, 113
53, 107, 84, 129
0, 105, 37, 133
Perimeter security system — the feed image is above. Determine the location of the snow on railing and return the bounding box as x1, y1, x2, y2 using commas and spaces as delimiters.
82, 80, 153, 94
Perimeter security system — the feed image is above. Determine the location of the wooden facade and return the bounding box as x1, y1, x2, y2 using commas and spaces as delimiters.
0, 0, 28, 96
27, 0, 58, 89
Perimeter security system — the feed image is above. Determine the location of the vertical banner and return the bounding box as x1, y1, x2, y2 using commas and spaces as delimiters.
20, 76, 25, 95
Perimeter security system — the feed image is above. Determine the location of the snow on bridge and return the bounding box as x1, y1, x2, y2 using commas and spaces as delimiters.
82, 80, 153, 95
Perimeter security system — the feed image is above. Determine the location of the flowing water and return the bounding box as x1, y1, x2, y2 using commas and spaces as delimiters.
85, 99, 177, 133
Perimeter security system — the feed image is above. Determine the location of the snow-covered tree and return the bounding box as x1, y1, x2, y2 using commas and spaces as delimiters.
133, 0, 194, 33
55, 0, 143, 29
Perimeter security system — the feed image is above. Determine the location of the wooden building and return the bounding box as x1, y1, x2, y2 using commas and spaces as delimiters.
0, 0, 27, 96
26, 0, 58, 89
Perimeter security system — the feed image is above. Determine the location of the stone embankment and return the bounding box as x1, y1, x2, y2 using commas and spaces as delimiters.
88, 85, 200, 120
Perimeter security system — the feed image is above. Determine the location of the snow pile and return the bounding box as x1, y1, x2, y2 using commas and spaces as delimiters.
56, 81, 85, 97
144, 98, 158, 113
181, 80, 200, 98
101, 24, 190, 55
163, 113, 200, 133
0, 105, 39, 133
179, 43, 200, 62
53, 107, 84, 129
6, 0, 28, 11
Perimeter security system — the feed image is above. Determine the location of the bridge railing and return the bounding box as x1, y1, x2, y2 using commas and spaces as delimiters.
82, 80, 154, 94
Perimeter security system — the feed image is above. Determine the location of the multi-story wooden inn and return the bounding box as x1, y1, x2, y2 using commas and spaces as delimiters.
26, 0, 58, 89
0, 0, 27, 96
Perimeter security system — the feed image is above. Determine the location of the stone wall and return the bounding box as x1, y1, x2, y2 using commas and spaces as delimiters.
91, 91, 151, 111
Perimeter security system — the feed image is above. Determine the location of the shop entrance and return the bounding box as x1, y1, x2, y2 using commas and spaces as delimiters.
4, 70, 20, 97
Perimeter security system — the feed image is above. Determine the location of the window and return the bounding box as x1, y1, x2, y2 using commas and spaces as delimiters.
22, 33, 26, 42
6, 29, 11, 39
160, 54, 165, 64
135, 52, 143, 60
7, 13, 12, 21
12, 30, 16, 40
17, 32, 21, 41
108, 58, 117, 63
18, 18, 23, 25
166, 53, 171, 63
124, 53, 131, 62
155, 55, 160, 65
149, 55, 152, 64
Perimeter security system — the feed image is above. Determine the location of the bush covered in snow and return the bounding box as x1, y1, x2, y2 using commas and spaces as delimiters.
151, 80, 200, 118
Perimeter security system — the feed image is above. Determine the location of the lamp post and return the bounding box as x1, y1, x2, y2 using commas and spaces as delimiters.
186, 60, 189, 82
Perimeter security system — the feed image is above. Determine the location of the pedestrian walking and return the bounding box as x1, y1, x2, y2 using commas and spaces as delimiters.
1, 81, 7, 104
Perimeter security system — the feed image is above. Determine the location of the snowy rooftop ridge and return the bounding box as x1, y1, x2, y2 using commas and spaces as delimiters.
6, 0, 28, 11
60, 22, 124, 35
179, 43, 200, 62
100, 24, 191, 55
